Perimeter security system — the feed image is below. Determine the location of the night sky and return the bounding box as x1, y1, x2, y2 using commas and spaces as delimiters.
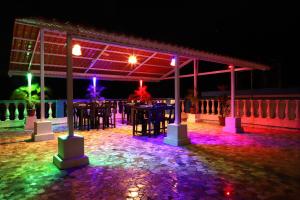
1, 1, 299, 100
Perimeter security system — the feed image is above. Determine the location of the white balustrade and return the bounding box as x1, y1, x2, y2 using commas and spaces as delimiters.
236, 100, 239, 117
48, 102, 53, 119
206, 99, 210, 114
217, 100, 220, 115
211, 99, 215, 114
243, 100, 247, 117
23, 103, 27, 118
275, 100, 280, 119
250, 100, 254, 118
266, 100, 270, 118
201, 100, 205, 114
14, 103, 19, 120
181, 100, 185, 113
258, 100, 262, 118
296, 100, 300, 120
285, 100, 289, 120
5, 103, 10, 121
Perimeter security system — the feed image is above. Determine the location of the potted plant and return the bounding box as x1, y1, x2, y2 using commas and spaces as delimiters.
218, 94, 230, 126
185, 89, 199, 114
10, 83, 50, 117
128, 85, 152, 104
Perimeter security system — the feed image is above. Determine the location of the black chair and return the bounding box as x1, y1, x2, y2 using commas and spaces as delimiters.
148, 105, 166, 136
132, 108, 148, 136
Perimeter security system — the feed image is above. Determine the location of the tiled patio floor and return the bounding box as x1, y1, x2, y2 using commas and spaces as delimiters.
1, 122, 300, 200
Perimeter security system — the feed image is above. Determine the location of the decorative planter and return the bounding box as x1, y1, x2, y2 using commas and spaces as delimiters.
27, 109, 36, 116
218, 116, 225, 126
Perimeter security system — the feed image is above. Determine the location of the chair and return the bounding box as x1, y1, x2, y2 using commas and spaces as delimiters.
132, 108, 148, 136
148, 105, 166, 136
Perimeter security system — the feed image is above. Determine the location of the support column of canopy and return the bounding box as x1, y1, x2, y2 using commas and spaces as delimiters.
32, 29, 54, 142
187, 59, 201, 122
164, 56, 190, 146
223, 65, 244, 133
53, 33, 89, 169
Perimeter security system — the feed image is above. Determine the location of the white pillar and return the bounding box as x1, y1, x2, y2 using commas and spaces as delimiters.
231, 66, 235, 117
164, 55, 190, 146
66, 33, 74, 137
53, 33, 89, 169
40, 29, 45, 121
174, 56, 180, 124
194, 59, 199, 114
193, 59, 198, 97
32, 29, 54, 142
223, 65, 243, 133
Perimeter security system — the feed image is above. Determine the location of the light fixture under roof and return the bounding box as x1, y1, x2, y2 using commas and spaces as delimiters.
72, 44, 82, 56
170, 58, 176, 66
128, 55, 137, 64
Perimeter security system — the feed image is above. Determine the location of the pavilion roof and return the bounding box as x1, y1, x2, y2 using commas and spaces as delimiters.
8, 18, 270, 81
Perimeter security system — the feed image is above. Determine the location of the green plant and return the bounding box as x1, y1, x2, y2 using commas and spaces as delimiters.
10, 83, 51, 109
218, 94, 230, 118
185, 89, 199, 113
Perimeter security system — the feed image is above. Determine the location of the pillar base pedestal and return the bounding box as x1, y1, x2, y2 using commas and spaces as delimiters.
187, 113, 201, 123
164, 123, 190, 146
222, 117, 244, 133
32, 120, 54, 142
25, 116, 36, 131
53, 134, 89, 169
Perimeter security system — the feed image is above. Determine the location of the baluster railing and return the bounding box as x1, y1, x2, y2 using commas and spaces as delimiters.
258, 100, 262, 118
266, 100, 270, 118
48, 102, 53, 119
217, 100, 220, 115
206, 99, 210, 114
243, 100, 247, 117
250, 99, 255, 118
296, 100, 300, 120
236, 100, 239, 117
23, 103, 27, 118
5, 103, 10, 121
211, 99, 215, 115
201, 100, 204, 114
285, 100, 289, 120
275, 100, 280, 119
14, 102, 19, 120
181, 100, 185, 113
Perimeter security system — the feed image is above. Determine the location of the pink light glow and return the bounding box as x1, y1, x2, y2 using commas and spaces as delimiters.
228, 65, 233, 69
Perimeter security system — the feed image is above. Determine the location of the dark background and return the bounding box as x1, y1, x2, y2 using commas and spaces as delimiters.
1, 1, 299, 100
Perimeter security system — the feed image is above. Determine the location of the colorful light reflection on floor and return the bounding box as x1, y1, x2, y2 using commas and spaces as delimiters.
0, 122, 300, 199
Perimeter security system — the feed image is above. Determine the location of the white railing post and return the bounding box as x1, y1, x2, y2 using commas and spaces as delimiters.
23, 103, 28, 118
5, 103, 10, 121
217, 99, 220, 115
236, 100, 239, 117
48, 102, 53, 119
201, 100, 205, 114
285, 100, 289, 120
258, 100, 262, 118
211, 99, 215, 115
14, 102, 19, 120
275, 100, 280, 119
296, 100, 300, 120
206, 99, 210, 114
243, 100, 247, 117
266, 100, 270, 119
250, 99, 255, 118
181, 100, 185, 114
